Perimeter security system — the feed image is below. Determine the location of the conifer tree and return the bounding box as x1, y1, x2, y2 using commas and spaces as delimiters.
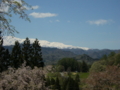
22, 37, 33, 67
75, 74, 80, 90
45, 77, 51, 87
0, 43, 6, 72
51, 78, 55, 85
32, 39, 44, 68
74, 81, 80, 90
66, 81, 71, 90
0, 32, 11, 72
4, 49, 10, 68
82, 61, 88, 72
55, 77, 61, 90
62, 78, 68, 90
0, 31, 7, 72
66, 76, 74, 90
10, 41, 23, 68
75, 74, 80, 83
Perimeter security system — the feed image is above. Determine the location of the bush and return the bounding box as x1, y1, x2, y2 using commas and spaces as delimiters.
85, 66, 120, 90
90, 60, 106, 72
0, 62, 49, 90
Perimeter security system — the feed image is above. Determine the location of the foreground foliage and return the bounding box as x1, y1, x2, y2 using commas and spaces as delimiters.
0, 62, 48, 90
85, 66, 120, 90
0, 0, 30, 35
46, 72, 81, 90
90, 52, 120, 72
0, 37, 43, 72
57, 58, 89, 72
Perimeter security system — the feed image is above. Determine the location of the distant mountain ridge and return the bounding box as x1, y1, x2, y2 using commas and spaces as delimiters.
2, 36, 120, 65
63, 48, 120, 59
3, 36, 89, 50
4, 46, 120, 65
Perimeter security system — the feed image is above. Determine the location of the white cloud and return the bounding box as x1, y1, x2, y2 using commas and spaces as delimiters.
32, 5, 39, 9
29, 12, 57, 18
56, 20, 60, 22
49, 20, 60, 23
67, 20, 70, 23
3, 36, 90, 50
87, 19, 112, 25
49, 20, 53, 23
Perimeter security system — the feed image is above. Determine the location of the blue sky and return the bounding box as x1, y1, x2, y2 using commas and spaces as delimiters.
11, 0, 120, 49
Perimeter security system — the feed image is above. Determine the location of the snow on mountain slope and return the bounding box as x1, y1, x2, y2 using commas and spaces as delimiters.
3, 36, 90, 50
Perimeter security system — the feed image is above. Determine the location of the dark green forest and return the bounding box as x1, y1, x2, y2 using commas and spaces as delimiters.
1, 33, 120, 90
0, 37, 44, 72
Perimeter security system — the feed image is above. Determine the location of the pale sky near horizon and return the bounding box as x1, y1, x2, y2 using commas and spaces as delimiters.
9, 0, 120, 49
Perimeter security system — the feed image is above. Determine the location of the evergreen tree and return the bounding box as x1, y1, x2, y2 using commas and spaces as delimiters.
0, 43, 6, 72
75, 74, 80, 90
0, 31, 7, 72
66, 76, 74, 90
0, 31, 3, 47
55, 77, 61, 90
108, 52, 115, 58
74, 81, 80, 90
51, 78, 55, 85
77, 62, 82, 72
4, 49, 10, 68
45, 77, 51, 87
58, 58, 79, 71
10, 41, 23, 68
75, 74, 80, 83
62, 78, 68, 90
66, 81, 71, 90
82, 61, 88, 72
22, 37, 33, 67
32, 39, 44, 68
101, 55, 107, 60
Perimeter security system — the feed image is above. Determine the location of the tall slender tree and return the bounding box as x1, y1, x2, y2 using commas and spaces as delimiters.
0, 31, 11, 72
10, 41, 23, 68
22, 37, 33, 67
0, 31, 6, 72
82, 61, 88, 72
55, 77, 61, 90
4, 49, 10, 68
75, 74, 80, 83
32, 39, 44, 68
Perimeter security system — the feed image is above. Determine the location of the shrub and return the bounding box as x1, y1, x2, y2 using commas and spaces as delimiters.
0, 62, 49, 90
90, 60, 106, 72
85, 66, 120, 90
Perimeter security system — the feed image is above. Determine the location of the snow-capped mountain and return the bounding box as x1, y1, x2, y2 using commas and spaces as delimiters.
3, 36, 90, 50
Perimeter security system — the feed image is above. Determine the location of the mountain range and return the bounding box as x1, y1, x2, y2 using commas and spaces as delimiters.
3, 36, 89, 50
3, 36, 120, 64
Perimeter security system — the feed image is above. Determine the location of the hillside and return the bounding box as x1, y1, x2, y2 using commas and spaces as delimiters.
74, 54, 99, 63
4, 46, 96, 65
42, 47, 77, 64
64, 48, 120, 59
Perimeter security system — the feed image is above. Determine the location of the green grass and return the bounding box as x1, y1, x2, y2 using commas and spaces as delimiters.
46, 72, 89, 89
79, 72, 89, 79
70, 72, 89, 79
47, 72, 89, 78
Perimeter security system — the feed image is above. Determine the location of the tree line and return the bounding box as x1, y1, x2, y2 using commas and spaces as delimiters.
90, 52, 120, 72
56, 58, 90, 72
0, 35, 44, 72
46, 74, 80, 90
